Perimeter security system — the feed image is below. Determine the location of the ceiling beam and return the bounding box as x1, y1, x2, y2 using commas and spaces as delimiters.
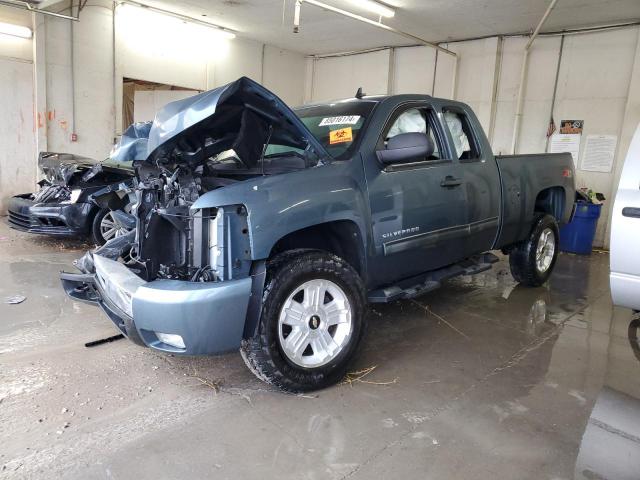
0, 0, 79, 20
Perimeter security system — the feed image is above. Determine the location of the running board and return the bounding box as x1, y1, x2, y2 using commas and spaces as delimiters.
367, 252, 499, 303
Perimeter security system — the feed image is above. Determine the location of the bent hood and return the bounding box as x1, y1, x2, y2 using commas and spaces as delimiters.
109, 121, 152, 164
38, 152, 98, 185
145, 76, 328, 167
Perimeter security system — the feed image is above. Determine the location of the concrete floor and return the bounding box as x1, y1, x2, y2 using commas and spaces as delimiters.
1, 221, 639, 479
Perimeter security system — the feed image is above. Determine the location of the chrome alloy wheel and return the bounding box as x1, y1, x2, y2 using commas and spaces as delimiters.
278, 279, 353, 368
536, 228, 556, 273
100, 211, 131, 242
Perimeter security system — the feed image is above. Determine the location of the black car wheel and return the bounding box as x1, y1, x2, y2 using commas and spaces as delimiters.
241, 250, 367, 392
509, 214, 560, 287
91, 209, 132, 246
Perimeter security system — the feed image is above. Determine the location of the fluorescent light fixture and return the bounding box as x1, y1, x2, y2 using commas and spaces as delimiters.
118, 1, 235, 39
0, 22, 32, 39
347, 0, 395, 18
117, 3, 234, 60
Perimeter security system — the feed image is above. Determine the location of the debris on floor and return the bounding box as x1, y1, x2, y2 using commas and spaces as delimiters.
4, 295, 26, 305
342, 365, 397, 387
187, 365, 222, 393
410, 299, 471, 340
84, 334, 125, 348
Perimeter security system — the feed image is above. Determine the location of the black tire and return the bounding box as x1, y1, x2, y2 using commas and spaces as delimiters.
90, 209, 110, 246
240, 250, 367, 392
509, 214, 560, 287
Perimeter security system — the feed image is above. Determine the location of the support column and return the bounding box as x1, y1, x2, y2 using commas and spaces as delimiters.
32, 11, 47, 169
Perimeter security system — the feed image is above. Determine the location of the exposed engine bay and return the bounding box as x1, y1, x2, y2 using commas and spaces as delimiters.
88, 77, 327, 284
95, 148, 312, 283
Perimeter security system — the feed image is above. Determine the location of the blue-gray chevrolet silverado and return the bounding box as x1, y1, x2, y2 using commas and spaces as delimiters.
61, 77, 575, 392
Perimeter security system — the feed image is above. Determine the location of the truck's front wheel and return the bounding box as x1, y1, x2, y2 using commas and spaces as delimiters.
241, 250, 367, 392
509, 214, 560, 287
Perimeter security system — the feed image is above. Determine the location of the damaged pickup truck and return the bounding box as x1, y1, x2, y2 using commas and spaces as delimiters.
61, 77, 575, 392
8, 122, 150, 245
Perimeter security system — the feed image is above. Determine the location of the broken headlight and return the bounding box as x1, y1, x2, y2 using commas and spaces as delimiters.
69, 189, 82, 203
61, 188, 82, 204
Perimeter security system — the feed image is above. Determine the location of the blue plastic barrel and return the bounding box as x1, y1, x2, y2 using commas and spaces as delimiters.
559, 202, 602, 255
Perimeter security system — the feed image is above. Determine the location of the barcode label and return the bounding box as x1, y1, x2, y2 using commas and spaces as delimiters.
318, 115, 361, 126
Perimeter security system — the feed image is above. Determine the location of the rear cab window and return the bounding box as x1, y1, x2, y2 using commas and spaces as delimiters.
442, 109, 481, 161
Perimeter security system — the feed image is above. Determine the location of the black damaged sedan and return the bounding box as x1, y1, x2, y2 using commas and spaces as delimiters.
8, 122, 149, 245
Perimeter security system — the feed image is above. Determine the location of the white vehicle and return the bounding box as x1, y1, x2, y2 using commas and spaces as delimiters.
610, 123, 640, 311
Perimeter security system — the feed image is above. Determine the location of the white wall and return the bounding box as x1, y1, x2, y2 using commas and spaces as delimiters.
492, 36, 563, 155
308, 49, 390, 102
263, 45, 307, 107
133, 90, 199, 123
113, 4, 306, 134
442, 38, 501, 133
45, 1, 115, 160
0, 8, 36, 213
0, 7, 31, 62
0, 58, 37, 213
304, 27, 640, 247
554, 29, 639, 245
392, 46, 436, 96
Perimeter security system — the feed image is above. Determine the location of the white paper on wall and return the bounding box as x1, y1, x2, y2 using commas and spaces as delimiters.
581, 135, 617, 173
549, 133, 581, 168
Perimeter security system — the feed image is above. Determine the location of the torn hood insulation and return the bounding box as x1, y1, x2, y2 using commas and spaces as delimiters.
145, 76, 329, 167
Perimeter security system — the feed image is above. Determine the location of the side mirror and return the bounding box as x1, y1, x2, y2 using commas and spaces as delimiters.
376, 132, 433, 165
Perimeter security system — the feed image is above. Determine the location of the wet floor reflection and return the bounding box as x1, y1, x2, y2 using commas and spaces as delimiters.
628, 318, 640, 364
573, 311, 640, 480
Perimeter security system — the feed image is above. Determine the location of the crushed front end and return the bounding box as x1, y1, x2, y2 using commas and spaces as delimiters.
8, 151, 134, 237
60, 76, 325, 355
60, 165, 256, 354
8, 184, 94, 236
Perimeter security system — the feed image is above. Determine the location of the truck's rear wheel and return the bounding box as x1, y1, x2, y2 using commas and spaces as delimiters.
509, 214, 560, 287
241, 250, 367, 392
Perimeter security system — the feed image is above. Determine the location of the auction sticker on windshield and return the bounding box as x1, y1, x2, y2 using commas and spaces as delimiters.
330, 127, 353, 145
319, 116, 360, 126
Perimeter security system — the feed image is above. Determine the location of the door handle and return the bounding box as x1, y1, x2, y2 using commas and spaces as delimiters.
622, 207, 640, 218
440, 176, 462, 188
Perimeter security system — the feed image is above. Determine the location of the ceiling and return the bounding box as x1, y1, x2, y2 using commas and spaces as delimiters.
132, 0, 640, 55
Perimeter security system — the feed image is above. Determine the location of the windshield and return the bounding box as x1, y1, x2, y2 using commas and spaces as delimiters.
293, 101, 377, 160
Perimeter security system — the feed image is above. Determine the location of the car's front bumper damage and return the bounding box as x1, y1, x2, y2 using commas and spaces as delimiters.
8, 194, 93, 236
61, 254, 253, 355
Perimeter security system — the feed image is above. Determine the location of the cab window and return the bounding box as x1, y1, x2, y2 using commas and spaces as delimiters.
443, 110, 480, 160
295, 102, 376, 160
385, 108, 443, 161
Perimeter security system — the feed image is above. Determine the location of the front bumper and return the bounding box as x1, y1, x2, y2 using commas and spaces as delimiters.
61, 255, 253, 355
8, 194, 93, 237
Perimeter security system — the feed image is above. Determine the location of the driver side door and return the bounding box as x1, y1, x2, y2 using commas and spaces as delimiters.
364, 102, 468, 285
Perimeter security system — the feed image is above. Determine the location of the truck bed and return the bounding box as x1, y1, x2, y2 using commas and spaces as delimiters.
494, 152, 575, 249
